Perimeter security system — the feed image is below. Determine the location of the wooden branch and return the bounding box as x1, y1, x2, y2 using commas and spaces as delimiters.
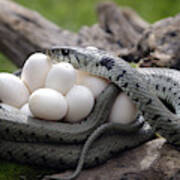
0, 0, 147, 67
96, 2, 149, 48
131, 14, 180, 69
0, 0, 78, 67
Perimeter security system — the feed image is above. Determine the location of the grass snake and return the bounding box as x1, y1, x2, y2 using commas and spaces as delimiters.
1, 46, 180, 179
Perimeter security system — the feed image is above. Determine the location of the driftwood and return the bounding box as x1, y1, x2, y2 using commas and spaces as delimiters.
0, 0, 148, 67
0, 0, 180, 179
1, 0, 180, 69
0, 0, 78, 67
132, 15, 180, 69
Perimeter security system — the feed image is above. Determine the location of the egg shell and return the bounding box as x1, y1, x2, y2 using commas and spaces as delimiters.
65, 85, 94, 122
109, 92, 138, 124
76, 71, 108, 98
0, 103, 20, 113
76, 70, 89, 84
21, 53, 52, 93
29, 88, 67, 121
45, 62, 76, 95
0, 73, 29, 108
20, 103, 33, 117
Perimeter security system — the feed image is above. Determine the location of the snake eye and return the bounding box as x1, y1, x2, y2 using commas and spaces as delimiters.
61, 49, 69, 56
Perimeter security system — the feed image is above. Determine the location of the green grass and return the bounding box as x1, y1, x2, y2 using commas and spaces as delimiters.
0, 54, 17, 73
12, 0, 180, 31
0, 161, 42, 180
0, 160, 55, 180
1, 0, 180, 179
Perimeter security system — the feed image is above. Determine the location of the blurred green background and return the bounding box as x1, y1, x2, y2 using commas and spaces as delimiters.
1, 0, 180, 73
1, 0, 180, 179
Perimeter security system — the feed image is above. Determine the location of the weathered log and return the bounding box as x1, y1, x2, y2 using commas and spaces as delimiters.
97, 2, 149, 48
78, 2, 149, 57
131, 14, 180, 69
0, 0, 78, 67
0, 0, 147, 67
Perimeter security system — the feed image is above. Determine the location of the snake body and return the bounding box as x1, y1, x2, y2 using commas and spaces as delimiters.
0, 46, 180, 179
47, 46, 180, 145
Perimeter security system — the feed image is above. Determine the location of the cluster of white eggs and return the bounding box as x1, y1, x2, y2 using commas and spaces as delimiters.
0, 51, 138, 124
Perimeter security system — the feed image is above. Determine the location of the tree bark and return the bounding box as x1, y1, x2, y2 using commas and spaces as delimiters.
130, 14, 180, 69
0, 0, 148, 67
0, 0, 78, 67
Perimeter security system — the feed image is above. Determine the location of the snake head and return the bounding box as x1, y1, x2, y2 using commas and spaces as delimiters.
45, 46, 105, 70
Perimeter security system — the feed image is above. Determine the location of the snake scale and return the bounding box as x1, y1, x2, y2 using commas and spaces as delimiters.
1, 46, 180, 180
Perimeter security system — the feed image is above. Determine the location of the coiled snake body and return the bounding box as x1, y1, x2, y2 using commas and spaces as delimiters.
0, 46, 180, 180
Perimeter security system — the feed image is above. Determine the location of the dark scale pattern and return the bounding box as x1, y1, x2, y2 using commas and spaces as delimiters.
61, 49, 70, 56
122, 82, 128, 88
126, 92, 130, 96
169, 87, 172, 91
141, 111, 145, 116
7, 150, 12, 156
155, 84, 159, 90
162, 87, 166, 92
153, 114, 160, 120
12, 136, 17, 141
167, 119, 172, 122
133, 98, 139, 102
23, 152, 29, 159
146, 99, 152, 105
7, 151, 14, 160
167, 78, 171, 82
31, 132, 36, 136
116, 70, 126, 81
136, 83, 140, 88
100, 57, 115, 70
45, 134, 50, 139
75, 54, 80, 63
5, 128, 9, 133
41, 155, 47, 162
18, 130, 23, 135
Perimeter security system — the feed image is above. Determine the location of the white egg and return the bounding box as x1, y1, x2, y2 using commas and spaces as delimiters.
29, 88, 67, 121
0, 103, 20, 113
45, 63, 76, 95
65, 85, 94, 122
20, 103, 33, 117
76, 70, 89, 84
0, 73, 29, 108
109, 92, 138, 124
76, 71, 108, 98
86, 46, 98, 50
21, 53, 52, 93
